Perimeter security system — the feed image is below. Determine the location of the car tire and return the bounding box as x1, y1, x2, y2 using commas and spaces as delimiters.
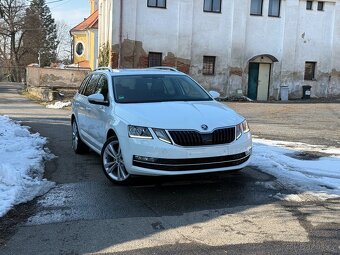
72, 120, 89, 154
101, 136, 131, 184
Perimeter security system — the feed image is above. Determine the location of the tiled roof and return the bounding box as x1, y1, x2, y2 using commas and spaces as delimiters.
71, 10, 98, 32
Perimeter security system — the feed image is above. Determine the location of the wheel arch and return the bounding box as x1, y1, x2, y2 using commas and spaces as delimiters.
107, 129, 118, 140
71, 114, 76, 123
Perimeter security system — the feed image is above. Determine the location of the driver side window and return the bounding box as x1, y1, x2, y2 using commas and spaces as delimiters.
84, 74, 101, 96
95, 75, 109, 101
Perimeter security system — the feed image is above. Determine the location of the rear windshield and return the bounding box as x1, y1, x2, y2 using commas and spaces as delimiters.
112, 75, 212, 103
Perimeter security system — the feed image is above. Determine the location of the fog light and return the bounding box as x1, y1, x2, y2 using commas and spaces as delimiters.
133, 155, 157, 163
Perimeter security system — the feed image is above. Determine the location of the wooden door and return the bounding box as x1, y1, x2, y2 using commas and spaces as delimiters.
257, 63, 270, 101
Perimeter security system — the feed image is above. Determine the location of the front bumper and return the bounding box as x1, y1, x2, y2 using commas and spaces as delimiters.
120, 132, 252, 176
133, 152, 250, 171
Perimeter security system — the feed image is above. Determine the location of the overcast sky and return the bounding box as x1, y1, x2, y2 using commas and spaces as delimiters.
48, 0, 90, 28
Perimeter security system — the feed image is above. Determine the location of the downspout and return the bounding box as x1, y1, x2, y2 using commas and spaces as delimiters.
118, 0, 123, 68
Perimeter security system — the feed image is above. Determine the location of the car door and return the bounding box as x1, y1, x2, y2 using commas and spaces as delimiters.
79, 73, 101, 146
75, 74, 91, 138
89, 74, 112, 148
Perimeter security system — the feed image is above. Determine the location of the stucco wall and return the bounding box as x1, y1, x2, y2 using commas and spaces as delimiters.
73, 33, 88, 64
99, 0, 340, 99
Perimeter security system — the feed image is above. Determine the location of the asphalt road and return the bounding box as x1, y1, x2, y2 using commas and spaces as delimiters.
0, 83, 339, 255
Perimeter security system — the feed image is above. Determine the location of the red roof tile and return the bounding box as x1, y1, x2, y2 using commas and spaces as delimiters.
71, 10, 98, 32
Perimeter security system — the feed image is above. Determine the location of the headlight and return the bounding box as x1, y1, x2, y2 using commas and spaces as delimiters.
128, 125, 153, 139
236, 123, 243, 140
153, 128, 172, 144
242, 120, 250, 133
236, 120, 250, 140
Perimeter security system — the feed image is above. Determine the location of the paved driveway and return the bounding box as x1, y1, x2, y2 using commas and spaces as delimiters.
0, 83, 339, 255
226, 101, 340, 147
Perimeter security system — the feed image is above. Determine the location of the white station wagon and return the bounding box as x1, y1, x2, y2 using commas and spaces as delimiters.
71, 67, 252, 184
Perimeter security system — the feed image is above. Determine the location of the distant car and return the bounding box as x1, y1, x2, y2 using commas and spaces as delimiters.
71, 67, 252, 184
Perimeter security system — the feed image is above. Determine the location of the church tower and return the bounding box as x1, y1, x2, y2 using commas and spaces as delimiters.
89, 0, 99, 14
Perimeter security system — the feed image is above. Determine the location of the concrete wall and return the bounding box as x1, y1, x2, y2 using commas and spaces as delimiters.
26, 67, 89, 101
98, 0, 340, 99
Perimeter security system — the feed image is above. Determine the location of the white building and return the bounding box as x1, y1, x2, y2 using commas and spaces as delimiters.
97, 0, 340, 100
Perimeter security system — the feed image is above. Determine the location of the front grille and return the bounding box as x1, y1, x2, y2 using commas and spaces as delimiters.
168, 127, 236, 146
133, 153, 250, 171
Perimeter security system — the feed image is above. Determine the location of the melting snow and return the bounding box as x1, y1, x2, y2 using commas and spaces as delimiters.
46, 101, 71, 109
252, 138, 340, 201
0, 116, 55, 217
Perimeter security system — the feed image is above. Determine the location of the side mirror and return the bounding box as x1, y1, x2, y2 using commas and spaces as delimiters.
209, 90, 220, 99
88, 93, 108, 105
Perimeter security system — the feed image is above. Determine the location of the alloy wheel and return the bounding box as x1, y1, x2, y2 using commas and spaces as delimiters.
103, 139, 130, 181
72, 121, 79, 150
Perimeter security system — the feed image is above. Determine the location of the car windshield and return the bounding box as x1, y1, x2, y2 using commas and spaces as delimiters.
112, 75, 212, 103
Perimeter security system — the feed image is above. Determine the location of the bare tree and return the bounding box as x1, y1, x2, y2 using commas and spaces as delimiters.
56, 20, 71, 63
0, 0, 28, 81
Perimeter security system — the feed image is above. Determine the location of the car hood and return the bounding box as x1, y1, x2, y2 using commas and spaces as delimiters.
115, 101, 244, 132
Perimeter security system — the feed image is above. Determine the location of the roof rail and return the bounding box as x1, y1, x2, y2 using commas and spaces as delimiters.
95, 67, 113, 72
148, 66, 179, 72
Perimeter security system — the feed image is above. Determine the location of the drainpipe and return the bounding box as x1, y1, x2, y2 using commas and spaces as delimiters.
118, 0, 123, 68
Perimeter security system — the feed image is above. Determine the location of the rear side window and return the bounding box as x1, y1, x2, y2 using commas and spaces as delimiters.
84, 74, 101, 96
79, 75, 91, 95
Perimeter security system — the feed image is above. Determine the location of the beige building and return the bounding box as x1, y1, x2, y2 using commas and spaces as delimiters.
97, 0, 340, 100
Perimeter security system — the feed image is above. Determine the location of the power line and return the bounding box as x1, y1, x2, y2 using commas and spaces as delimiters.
47, 0, 66, 4
0, 0, 69, 9
49, 0, 73, 9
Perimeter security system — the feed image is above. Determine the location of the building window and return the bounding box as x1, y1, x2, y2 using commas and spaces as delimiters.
306, 1, 313, 10
203, 56, 216, 75
304, 62, 316, 80
147, 0, 166, 8
76, 42, 84, 56
317, 1, 324, 11
250, 0, 263, 15
203, 0, 222, 13
148, 52, 162, 67
268, 0, 281, 17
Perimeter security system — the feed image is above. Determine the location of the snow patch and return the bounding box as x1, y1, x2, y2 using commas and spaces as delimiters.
274, 192, 339, 202
0, 116, 55, 217
252, 138, 340, 201
46, 101, 71, 109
